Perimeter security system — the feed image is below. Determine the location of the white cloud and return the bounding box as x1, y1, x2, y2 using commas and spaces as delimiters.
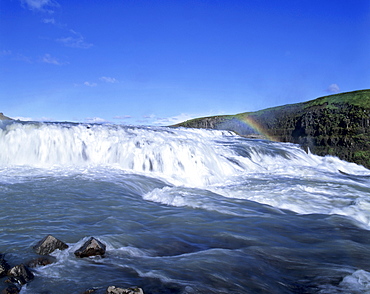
113, 115, 132, 120
143, 114, 155, 119
100, 76, 118, 83
14, 53, 33, 63
84, 117, 108, 123
326, 83, 340, 93
42, 53, 62, 65
84, 81, 97, 87
152, 113, 197, 126
43, 18, 55, 24
0, 50, 12, 56
13, 116, 54, 122
57, 30, 92, 49
13, 116, 33, 121
1, 50, 33, 63
137, 113, 214, 126
21, 0, 59, 12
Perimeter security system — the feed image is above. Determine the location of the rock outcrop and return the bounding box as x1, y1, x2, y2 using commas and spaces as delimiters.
33, 235, 69, 255
7, 264, 34, 285
106, 286, 144, 294
74, 237, 106, 258
1, 284, 20, 294
0, 113, 12, 120
26, 256, 57, 268
174, 90, 370, 169
0, 255, 10, 278
1, 236, 148, 293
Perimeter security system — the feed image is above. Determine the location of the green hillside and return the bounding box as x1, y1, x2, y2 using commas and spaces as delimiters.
174, 90, 370, 168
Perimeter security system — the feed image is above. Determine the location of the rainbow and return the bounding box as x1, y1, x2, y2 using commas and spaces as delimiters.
234, 115, 277, 141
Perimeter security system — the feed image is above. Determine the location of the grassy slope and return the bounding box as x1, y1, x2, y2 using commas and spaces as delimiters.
176, 90, 370, 126
241, 89, 370, 116
174, 90, 370, 168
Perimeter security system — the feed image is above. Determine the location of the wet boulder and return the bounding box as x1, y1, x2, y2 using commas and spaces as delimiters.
7, 264, 34, 285
0, 254, 10, 278
1, 284, 20, 294
83, 288, 99, 293
26, 256, 57, 268
74, 237, 106, 258
33, 235, 69, 255
106, 286, 144, 294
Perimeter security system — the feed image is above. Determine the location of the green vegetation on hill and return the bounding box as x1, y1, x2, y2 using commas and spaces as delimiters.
174, 90, 370, 169
304, 90, 370, 108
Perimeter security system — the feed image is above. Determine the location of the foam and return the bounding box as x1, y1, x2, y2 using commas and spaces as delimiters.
340, 269, 370, 292
2, 121, 370, 228
319, 269, 370, 293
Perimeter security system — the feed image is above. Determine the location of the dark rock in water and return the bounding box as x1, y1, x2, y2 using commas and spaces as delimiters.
0, 254, 10, 278
7, 264, 34, 285
83, 288, 99, 293
26, 256, 57, 268
106, 286, 144, 294
74, 237, 106, 258
1, 284, 20, 294
33, 235, 69, 255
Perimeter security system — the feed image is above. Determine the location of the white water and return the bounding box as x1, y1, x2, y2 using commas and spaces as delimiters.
1, 121, 370, 293
0, 122, 239, 186
1, 121, 369, 227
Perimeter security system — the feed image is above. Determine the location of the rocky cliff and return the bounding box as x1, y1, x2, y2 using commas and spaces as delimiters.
0, 113, 13, 120
174, 90, 370, 169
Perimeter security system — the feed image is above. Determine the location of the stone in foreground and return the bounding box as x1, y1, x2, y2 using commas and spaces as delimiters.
74, 237, 106, 258
82, 288, 99, 294
7, 264, 34, 285
27, 256, 57, 268
1, 284, 20, 294
33, 235, 69, 255
0, 254, 10, 278
106, 286, 144, 294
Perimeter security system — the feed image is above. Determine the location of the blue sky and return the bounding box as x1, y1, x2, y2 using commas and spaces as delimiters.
1, 0, 369, 125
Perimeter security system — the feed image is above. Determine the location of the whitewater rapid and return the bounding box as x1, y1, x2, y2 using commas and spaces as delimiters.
1, 121, 370, 293
1, 121, 369, 227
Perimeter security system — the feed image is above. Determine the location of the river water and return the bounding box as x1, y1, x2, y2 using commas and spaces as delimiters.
0, 121, 370, 294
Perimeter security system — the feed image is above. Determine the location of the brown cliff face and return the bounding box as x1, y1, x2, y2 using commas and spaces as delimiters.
174, 90, 370, 169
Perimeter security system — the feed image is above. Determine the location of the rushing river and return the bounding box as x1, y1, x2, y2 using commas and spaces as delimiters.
1, 121, 370, 294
